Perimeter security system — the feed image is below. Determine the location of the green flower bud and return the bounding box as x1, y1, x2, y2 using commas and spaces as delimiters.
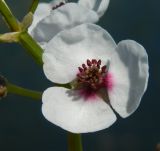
0, 76, 7, 98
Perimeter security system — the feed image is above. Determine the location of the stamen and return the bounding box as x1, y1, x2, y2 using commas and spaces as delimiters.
76, 59, 109, 90
82, 64, 87, 70
59, 2, 64, 6
92, 59, 97, 64
78, 67, 83, 73
97, 60, 101, 65
52, 2, 65, 10
101, 66, 107, 73
87, 59, 92, 66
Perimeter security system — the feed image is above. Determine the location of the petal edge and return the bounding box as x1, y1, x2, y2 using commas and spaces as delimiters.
109, 40, 149, 118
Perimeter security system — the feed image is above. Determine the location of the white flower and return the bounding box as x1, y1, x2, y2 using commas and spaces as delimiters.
28, 0, 66, 33
42, 23, 149, 133
29, 0, 110, 45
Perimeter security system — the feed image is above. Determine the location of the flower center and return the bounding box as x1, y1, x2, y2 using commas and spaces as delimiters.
52, 2, 65, 10
76, 59, 108, 91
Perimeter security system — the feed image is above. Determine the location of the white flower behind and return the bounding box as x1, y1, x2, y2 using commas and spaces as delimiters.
42, 23, 149, 133
28, 0, 66, 33
29, 0, 110, 45
78, 0, 110, 17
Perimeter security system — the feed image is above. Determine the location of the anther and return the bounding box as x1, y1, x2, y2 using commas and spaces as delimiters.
87, 59, 92, 66
101, 66, 107, 73
97, 64, 100, 69
78, 67, 83, 73
82, 64, 87, 70
92, 59, 97, 64
52, 2, 65, 10
59, 2, 64, 6
97, 60, 101, 65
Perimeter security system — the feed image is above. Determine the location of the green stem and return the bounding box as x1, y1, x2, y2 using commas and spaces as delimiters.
68, 133, 83, 151
19, 32, 43, 65
0, 0, 20, 31
0, 0, 43, 65
29, 0, 39, 14
7, 83, 42, 100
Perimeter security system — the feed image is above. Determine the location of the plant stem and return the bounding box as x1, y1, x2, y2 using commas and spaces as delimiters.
0, 0, 43, 65
68, 133, 83, 151
7, 83, 42, 100
19, 32, 43, 65
29, 0, 39, 14
0, 0, 20, 31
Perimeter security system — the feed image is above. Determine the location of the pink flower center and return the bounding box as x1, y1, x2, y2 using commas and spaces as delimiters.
77, 59, 108, 91
52, 2, 65, 10
75, 59, 114, 101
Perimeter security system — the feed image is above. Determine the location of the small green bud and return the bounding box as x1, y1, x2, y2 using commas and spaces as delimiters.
0, 32, 20, 43
20, 12, 33, 31
0, 76, 7, 99
156, 143, 160, 151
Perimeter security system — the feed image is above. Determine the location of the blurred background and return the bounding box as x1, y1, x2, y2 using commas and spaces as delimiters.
0, 0, 159, 151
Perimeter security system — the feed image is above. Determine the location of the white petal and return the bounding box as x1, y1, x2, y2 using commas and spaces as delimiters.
42, 87, 116, 133
43, 23, 116, 84
31, 3, 99, 43
108, 40, 149, 118
28, 3, 51, 33
78, 0, 110, 17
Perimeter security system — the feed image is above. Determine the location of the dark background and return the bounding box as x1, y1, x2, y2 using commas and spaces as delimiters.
0, 0, 160, 151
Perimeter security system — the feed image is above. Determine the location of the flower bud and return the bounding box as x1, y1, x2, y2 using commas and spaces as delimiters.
0, 32, 20, 43
0, 76, 7, 99
21, 12, 33, 31
156, 143, 160, 151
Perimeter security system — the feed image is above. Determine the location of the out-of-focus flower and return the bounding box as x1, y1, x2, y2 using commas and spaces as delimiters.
42, 23, 149, 133
28, 0, 66, 33
29, 0, 110, 46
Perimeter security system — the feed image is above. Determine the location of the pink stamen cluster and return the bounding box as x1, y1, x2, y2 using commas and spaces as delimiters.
77, 59, 107, 90
52, 2, 65, 10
